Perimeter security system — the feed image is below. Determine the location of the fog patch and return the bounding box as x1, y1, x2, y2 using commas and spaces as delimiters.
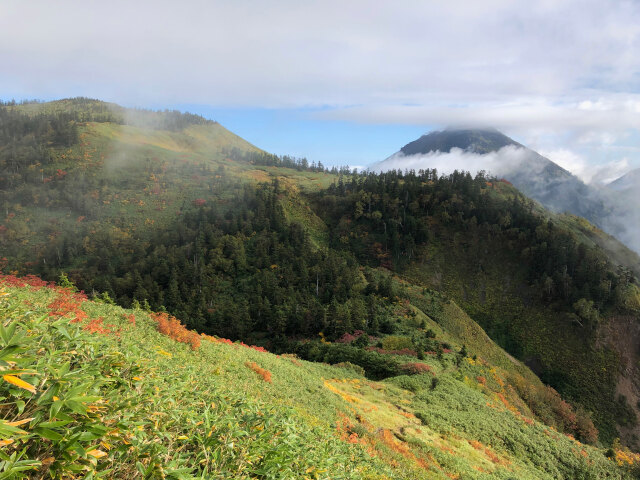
372, 145, 544, 179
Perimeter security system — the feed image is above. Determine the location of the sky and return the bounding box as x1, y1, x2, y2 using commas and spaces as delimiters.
2, 0, 640, 181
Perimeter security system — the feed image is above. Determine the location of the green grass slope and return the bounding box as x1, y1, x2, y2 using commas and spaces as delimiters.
1, 275, 639, 479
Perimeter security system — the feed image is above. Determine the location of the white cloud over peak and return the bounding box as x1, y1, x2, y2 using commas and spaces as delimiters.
371, 146, 536, 179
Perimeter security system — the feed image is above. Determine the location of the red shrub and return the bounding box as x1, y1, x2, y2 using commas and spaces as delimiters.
0, 273, 55, 289
245, 361, 272, 383
47, 293, 88, 323
400, 362, 433, 375
150, 312, 201, 350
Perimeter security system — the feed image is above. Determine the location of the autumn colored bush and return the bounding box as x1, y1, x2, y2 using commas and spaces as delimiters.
47, 293, 89, 324
400, 362, 433, 375
0, 273, 55, 289
509, 373, 598, 444
245, 361, 272, 383
150, 312, 201, 350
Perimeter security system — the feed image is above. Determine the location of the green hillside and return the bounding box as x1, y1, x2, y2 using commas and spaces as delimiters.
2, 98, 640, 475
1, 275, 638, 479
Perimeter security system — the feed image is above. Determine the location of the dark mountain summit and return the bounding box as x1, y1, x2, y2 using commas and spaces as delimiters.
400, 128, 523, 155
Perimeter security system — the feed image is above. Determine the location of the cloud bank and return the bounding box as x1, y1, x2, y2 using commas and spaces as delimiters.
1, 0, 639, 175
372, 146, 548, 180
2, 1, 639, 114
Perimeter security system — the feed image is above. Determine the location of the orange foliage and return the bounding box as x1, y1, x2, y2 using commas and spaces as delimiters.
398, 410, 415, 419
378, 428, 436, 470
45, 288, 120, 336
379, 429, 411, 457
47, 292, 89, 324
335, 413, 378, 457
469, 439, 508, 466
615, 448, 640, 466
469, 440, 483, 450
245, 361, 272, 383
150, 312, 200, 350
0, 273, 55, 289
84, 317, 111, 335
484, 448, 502, 464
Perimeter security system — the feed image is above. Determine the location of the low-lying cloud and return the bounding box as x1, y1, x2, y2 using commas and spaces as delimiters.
371, 145, 546, 179
539, 148, 631, 186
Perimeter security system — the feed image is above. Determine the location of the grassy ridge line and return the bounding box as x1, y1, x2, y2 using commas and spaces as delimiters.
1, 275, 639, 479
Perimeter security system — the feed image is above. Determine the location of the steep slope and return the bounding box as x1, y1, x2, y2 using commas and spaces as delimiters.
312, 170, 640, 446
2, 274, 638, 479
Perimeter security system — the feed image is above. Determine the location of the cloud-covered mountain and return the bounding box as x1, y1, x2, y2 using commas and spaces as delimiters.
398, 128, 523, 155
374, 129, 613, 232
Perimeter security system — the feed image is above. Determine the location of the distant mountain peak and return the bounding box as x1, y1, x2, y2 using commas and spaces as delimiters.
607, 167, 640, 192
400, 128, 522, 156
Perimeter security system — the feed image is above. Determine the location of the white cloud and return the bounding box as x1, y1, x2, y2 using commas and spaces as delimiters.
371, 146, 537, 179
539, 149, 632, 185
1, 0, 639, 112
